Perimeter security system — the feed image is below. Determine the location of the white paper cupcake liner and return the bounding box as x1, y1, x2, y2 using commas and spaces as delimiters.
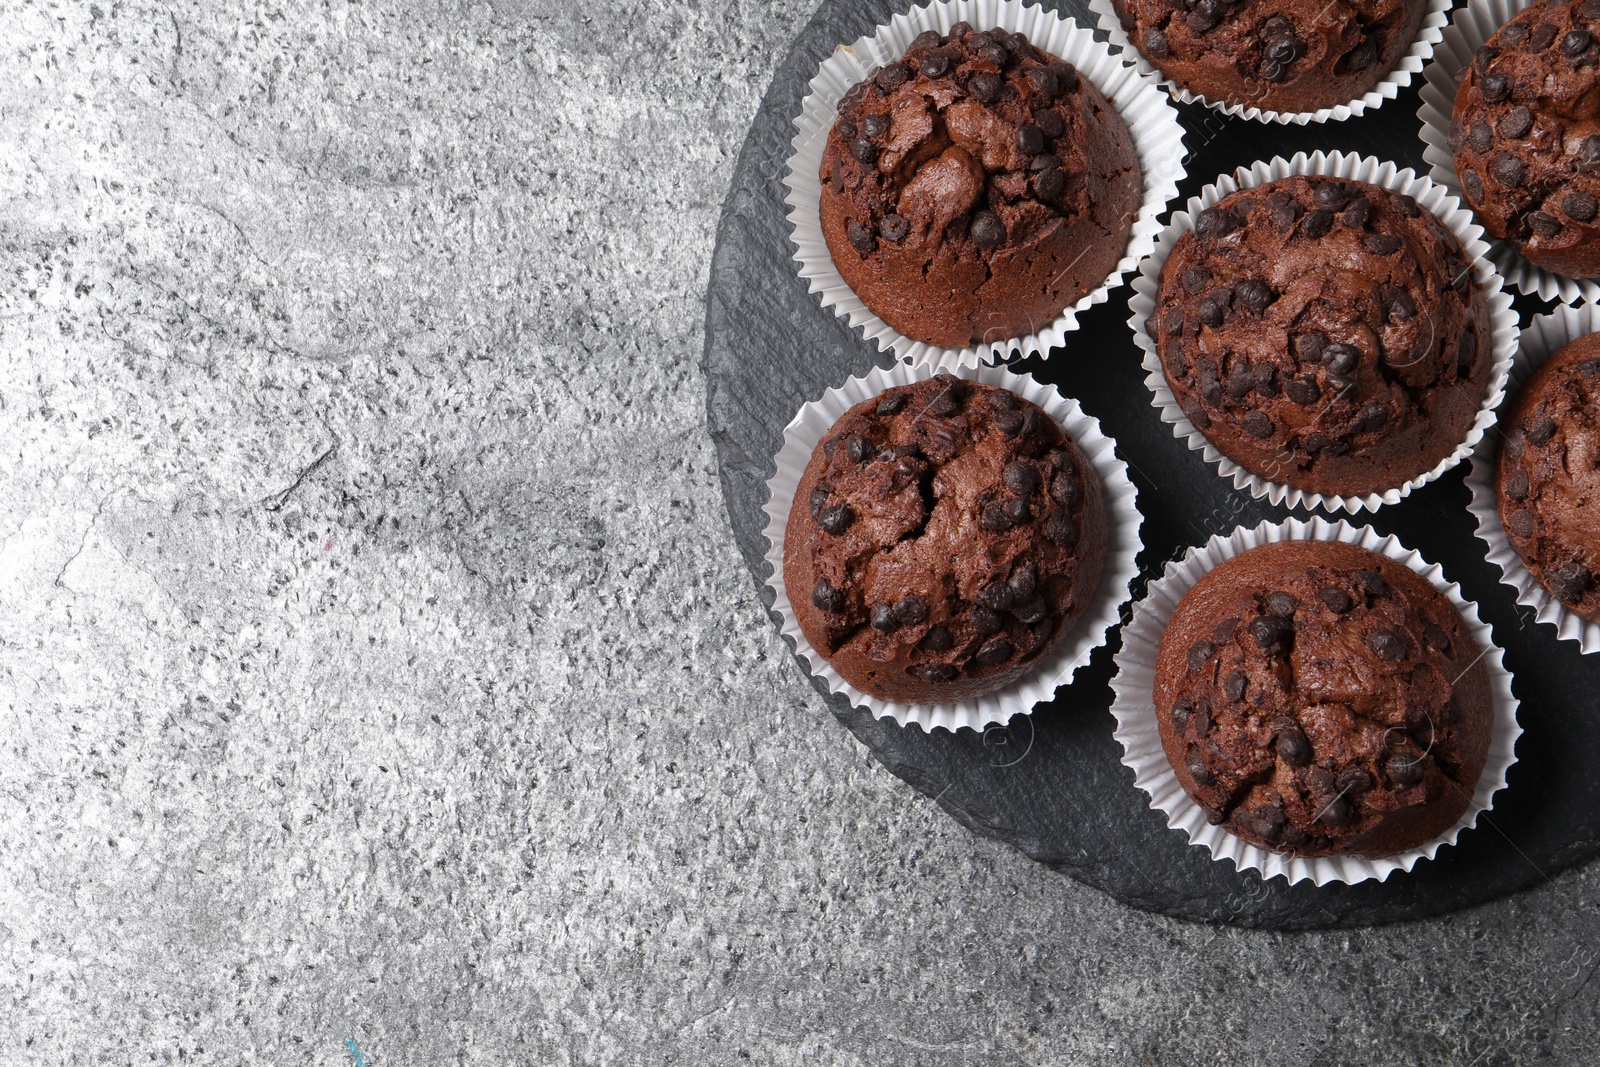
1089, 0, 1450, 124
1419, 0, 1600, 305
1128, 150, 1519, 513
1465, 304, 1600, 654
1109, 515, 1521, 886
783, 0, 1186, 370
760, 358, 1143, 733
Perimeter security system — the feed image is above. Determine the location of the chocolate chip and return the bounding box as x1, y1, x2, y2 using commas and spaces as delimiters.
1354, 569, 1388, 597
869, 604, 900, 633
1250, 614, 1293, 651
980, 501, 1014, 532
1258, 57, 1286, 81
1563, 30, 1594, 61
1457, 326, 1478, 370
1267, 191, 1304, 228
880, 213, 910, 241
1242, 410, 1274, 439
1034, 110, 1065, 139
1012, 596, 1048, 625
976, 582, 1013, 611
1186, 750, 1214, 785
875, 62, 909, 89
1182, 266, 1212, 292
1469, 120, 1494, 153
1531, 210, 1564, 237
1461, 166, 1485, 201
1034, 167, 1066, 200
1187, 0, 1221, 33
1004, 461, 1040, 495
1043, 512, 1077, 547
1340, 197, 1372, 228
1503, 21, 1531, 44
1221, 670, 1246, 702
1509, 509, 1536, 538
877, 392, 907, 416
1340, 38, 1378, 71
993, 408, 1024, 436
1479, 73, 1510, 103
1002, 496, 1031, 525
1224, 364, 1254, 400
971, 211, 1006, 250
1014, 124, 1046, 155
928, 390, 958, 417
919, 51, 951, 78
1314, 181, 1352, 209
1144, 27, 1171, 59
1023, 66, 1057, 98
1358, 402, 1390, 433
1285, 376, 1321, 406
1213, 617, 1240, 642
1241, 803, 1288, 844
1368, 628, 1406, 660
1266, 592, 1298, 618
1236, 279, 1274, 312
1197, 294, 1228, 328
836, 82, 868, 116
846, 218, 877, 255
1504, 466, 1529, 501
1254, 363, 1279, 399
990, 389, 1018, 411
971, 605, 1003, 635
1170, 698, 1192, 732
1318, 586, 1353, 613
1492, 153, 1525, 186
1300, 208, 1334, 239
1049, 471, 1078, 508
1195, 208, 1241, 238
968, 71, 1003, 103
1338, 768, 1373, 795
1323, 343, 1360, 375
1187, 639, 1217, 671
1498, 106, 1534, 141
843, 434, 873, 464
816, 502, 853, 535
1318, 795, 1352, 826
1532, 23, 1558, 50
1364, 234, 1403, 255
974, 637, 1014, 666
1293, 331, 1328, 364
922, 625, 954, 652
1562, 191, 1599, 222
1583, 0, 1600, 20
1527, 415, 1556, 444
812, 579, 846, 613
1548, 561, 1593, 603
914, 662, 958, 682
1266, 34, 1299, 65
1007, 564, 1038, 601
894, 594, 929, 626
1578, 358, 1600, 379
1386, 752, 1425, 786
1275, 722, 1311, 766
1384, 288, 1416, 321
1199, 373, 1223, 405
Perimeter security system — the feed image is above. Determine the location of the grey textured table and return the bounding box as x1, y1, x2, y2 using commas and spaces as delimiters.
1, 1, 1596, 1064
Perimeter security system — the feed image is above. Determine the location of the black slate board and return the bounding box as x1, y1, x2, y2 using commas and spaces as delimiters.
704, 0, 1600, 928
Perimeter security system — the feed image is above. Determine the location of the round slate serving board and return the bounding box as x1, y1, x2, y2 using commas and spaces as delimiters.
704, 0, 1600, 928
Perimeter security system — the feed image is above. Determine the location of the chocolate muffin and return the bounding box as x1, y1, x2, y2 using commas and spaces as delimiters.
1110, 0, 1427, 114
1154, 540, 1495, 859
1496, 334, 1600, 622
784, 375, 1107, 704
819, 24, 1140, 349
1450, 0, 1600, 279
1148, 175, 1492, 498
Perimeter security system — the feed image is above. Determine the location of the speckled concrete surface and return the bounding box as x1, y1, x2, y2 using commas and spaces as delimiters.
0, 1, 1596, 1064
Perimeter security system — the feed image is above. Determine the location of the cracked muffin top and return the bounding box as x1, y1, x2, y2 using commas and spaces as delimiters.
1149, 175, 1493, 499
783, 375, 1107, 704
1153, 540, 1494, 859
1496, 334, 1600, 622
1110, 0, 1427, 114
818, 23, 1140, 349
1450, 0, 1600, 279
